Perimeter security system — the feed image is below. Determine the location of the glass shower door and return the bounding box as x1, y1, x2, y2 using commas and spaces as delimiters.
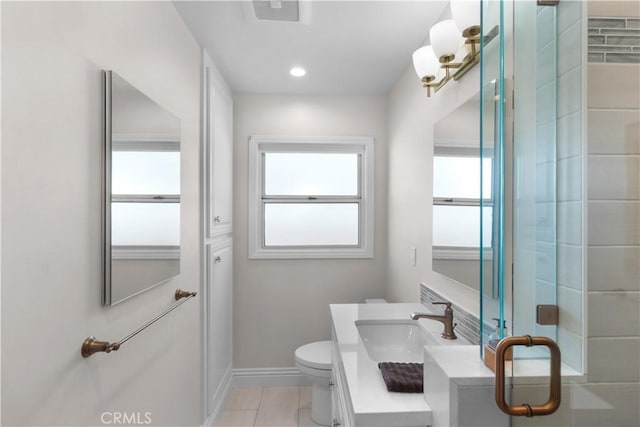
481, 0, 566, 421
480, 0, 508, 357
512, 0, 559, 354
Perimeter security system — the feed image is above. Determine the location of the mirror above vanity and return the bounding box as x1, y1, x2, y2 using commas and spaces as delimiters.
432, 93, 496, 297
103, 71, 181, 305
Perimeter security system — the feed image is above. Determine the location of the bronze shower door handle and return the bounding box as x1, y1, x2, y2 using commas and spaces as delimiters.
494, 335, 561, 417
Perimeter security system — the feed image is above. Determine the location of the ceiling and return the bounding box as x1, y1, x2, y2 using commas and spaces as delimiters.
174, 1, 448, 95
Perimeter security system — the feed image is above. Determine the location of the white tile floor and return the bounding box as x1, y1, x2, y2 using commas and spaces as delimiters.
217, 386, 323, 427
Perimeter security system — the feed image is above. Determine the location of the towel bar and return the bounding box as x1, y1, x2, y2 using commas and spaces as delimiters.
81, 289, 197, 357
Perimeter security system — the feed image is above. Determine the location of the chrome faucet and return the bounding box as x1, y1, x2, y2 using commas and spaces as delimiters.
411, 301, 457, 340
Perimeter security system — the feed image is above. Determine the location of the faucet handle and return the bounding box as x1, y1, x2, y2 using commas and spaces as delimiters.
432, 301, 452, 308
432, 301, 453, 314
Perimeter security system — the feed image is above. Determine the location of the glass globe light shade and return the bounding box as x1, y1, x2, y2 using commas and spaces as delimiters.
412, 45, 440, 79
450, 0, 480, 34
430, 19, 464, 61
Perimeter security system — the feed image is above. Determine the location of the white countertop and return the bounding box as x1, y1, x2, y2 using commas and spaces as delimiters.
330, 303, 472, 426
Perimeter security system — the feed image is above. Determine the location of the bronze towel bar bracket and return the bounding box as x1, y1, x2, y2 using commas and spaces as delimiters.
175, 289, 197, 300
494, 335, 561, 417
81, 289, 197, 358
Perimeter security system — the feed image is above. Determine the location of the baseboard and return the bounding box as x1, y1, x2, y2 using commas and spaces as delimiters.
232, 367, 311, 387
203, 367, 233, 427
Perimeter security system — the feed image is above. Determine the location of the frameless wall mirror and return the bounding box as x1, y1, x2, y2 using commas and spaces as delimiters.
432, 93, 498, 297
103, 70, 181, 305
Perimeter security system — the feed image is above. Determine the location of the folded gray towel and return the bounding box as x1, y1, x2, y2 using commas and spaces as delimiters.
378, 362, 423, 393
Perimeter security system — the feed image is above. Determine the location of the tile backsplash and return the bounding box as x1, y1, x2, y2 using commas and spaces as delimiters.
588, 17, 640, 63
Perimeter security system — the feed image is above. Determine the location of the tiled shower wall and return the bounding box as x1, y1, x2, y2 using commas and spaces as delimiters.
555, 0, 585, 374
513, 3, 639, 425
584, 59, 640, 421
588, 17, 640, 63
581, 6, 640, 427
513, 1, 585, 373
533, 4, 558, 342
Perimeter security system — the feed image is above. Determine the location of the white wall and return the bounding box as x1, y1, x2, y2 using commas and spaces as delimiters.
386, 58, 481, 314
233, 94, 387, 368
386, 64, 432, 303
2, 3, 203, 425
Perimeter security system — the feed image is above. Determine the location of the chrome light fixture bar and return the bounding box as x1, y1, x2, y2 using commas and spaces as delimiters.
412, 0, 481, 97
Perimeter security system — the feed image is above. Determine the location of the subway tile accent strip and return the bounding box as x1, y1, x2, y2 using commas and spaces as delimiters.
420, 284, 480, 345
588, 17, 640, 63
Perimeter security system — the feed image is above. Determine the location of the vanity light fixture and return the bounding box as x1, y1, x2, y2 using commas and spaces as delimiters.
412, 0, 481, 97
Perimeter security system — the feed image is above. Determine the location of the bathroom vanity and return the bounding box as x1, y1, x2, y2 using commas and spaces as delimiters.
330, 303, 471, 427
330, 303, 584, 427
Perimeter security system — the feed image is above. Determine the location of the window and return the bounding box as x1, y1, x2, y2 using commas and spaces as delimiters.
111, 135, 180, 259
432, 147, 492, 260
248, 136, 374, 259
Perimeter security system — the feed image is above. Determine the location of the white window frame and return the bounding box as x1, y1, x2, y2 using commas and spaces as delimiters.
248, 135, 374, 259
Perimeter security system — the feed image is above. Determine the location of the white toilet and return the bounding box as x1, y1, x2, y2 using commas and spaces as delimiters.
294, 340, 332, 426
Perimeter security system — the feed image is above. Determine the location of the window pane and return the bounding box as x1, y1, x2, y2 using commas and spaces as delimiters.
112, 151, 180, 195
433, 156, 492, 199
264, 153, 358, 196
433, 206, 492, 247
264, 203, 359, 246
111, 202, 179, 245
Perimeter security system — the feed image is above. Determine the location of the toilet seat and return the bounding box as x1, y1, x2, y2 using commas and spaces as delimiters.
295, 340, 332, 371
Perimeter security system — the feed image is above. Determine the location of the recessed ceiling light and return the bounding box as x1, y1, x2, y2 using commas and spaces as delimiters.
290, 67, 306, 77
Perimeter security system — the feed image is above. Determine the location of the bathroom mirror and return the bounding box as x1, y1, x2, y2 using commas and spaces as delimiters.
103, 70, 181, 305
432, 94, 496, 297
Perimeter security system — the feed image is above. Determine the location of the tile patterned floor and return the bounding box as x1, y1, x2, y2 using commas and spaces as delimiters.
217, 386, 323, 427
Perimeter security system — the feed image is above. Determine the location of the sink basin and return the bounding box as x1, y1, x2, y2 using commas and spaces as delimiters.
355, 320, 438, 363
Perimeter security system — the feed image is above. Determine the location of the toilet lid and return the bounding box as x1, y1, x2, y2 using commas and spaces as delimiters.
295, 340, 332, 370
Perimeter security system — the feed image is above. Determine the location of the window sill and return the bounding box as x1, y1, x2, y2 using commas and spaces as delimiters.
112, 245, 180, 260
433, 246, 493, 261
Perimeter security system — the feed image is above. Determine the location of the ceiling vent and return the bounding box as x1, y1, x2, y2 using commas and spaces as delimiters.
242, 0, 311, 24
252, 0, 299, 21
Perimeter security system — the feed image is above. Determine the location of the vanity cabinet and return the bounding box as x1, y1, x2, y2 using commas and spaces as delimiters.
331, 303, 450, 427
331, 332, 354, 427
424, 347, 507, 427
